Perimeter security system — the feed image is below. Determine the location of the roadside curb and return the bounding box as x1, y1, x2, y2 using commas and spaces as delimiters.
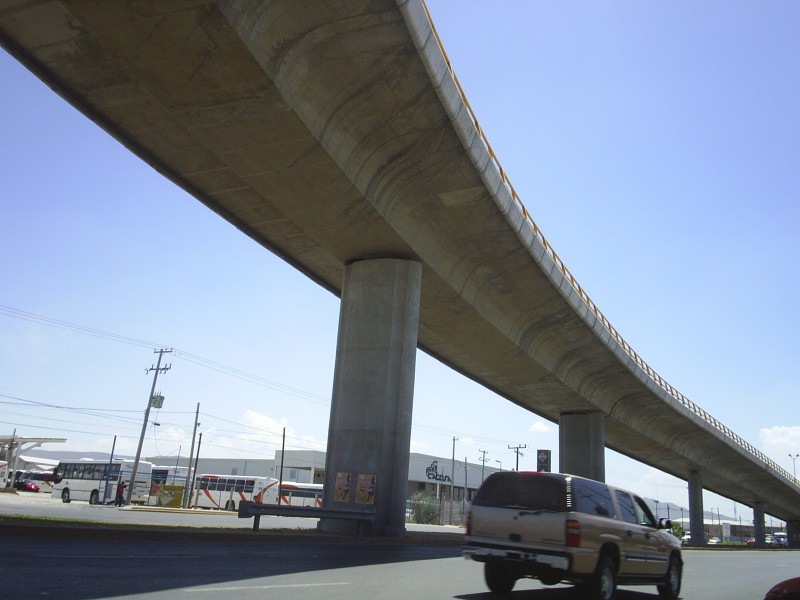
0, 515, 463, 545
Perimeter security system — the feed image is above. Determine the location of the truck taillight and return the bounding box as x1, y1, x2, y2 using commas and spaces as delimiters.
566, 519, 581, 547
466, 510, 472, 536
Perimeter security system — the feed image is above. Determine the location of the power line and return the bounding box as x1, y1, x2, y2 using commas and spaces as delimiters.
0, 305, 331, 405
0, 304, 161, 349
2, 305, 537, 460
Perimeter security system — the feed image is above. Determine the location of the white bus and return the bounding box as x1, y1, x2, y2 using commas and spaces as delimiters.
52, 459, 153, 505
191, 475, 323, 511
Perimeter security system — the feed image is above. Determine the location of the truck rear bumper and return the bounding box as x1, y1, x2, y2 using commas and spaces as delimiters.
462, 544, 570, 572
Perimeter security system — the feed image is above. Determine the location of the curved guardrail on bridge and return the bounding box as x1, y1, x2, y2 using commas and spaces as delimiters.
420, 1, 795, 486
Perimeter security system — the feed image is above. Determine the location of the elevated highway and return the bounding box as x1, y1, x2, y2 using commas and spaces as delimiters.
2, 0, 798, 534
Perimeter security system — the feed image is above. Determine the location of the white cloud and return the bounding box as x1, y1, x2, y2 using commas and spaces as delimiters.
759, 425, 800, 455
410, 439, 429, 453
242, 409, 289, 438
530, 421, 550, 433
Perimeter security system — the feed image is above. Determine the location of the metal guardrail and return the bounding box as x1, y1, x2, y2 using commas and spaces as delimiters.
238, 500, 375, 535
419, 1, 796, 486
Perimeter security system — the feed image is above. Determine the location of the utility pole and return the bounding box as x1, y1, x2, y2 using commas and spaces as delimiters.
508, 443, 526, 471
182, 403, 200, 508
127, 348, 172, 504
102, 435, 117, 504
173, 445, 181, 484
464, 456, 468, 506
278, 427, 286, 504
479, 449, 488, 483
449, 437, 457, 525
192, 432, 203, 508
5, 428, 16, 488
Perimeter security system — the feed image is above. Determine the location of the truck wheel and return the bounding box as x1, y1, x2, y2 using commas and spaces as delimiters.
584, 555, 617, 600
657, 555, 682, 599
484, 562, 515, 594
61, 489, 71, 503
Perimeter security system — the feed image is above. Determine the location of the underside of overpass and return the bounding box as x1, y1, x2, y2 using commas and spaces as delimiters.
2, 0, 798, 532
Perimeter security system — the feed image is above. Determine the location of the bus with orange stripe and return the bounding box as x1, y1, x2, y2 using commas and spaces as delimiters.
193, 475, 322, 511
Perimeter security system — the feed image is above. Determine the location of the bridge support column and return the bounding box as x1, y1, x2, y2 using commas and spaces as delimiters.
753, 503, 766, 548
688, 471, 705, 546
320, 258, 421, 537
558, 411, 605, 481
787, 520, 800, 548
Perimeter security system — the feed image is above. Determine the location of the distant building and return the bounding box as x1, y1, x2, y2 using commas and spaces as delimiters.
24, 449, 497, 504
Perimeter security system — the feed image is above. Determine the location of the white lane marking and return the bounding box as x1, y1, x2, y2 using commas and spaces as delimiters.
183, 582, 350, 592
37, 555, 201, 559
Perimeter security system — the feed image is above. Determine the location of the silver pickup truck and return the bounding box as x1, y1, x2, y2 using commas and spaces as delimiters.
463, 471, 682, 600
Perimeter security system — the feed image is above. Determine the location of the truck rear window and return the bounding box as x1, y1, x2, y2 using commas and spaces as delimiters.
472, 473, 567, 511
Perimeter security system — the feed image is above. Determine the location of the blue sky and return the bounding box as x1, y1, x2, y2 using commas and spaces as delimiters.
1, 2, 798, 518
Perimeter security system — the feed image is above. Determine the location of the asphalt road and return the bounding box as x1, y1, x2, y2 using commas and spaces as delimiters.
2, 491, 799, 599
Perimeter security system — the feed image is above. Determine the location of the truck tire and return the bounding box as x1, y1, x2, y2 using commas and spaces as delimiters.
584, 555, 617, 600
484, 562, 515, 594
657, 555, 682, 600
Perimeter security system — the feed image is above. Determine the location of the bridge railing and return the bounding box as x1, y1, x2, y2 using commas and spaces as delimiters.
419, 1, 796, 487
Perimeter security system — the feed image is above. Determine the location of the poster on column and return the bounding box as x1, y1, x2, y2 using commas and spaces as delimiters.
356, 474, 376, 505
334, 472, 351, 502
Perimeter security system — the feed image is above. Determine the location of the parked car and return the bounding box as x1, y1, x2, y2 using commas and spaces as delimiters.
462, 471, 682, 599
764, 576, 800, 599
681, 533, 691, 545
708, 537, 721, 544
774, 533, 788, 547
747, 537, 756, 545
13, 479, 40, 492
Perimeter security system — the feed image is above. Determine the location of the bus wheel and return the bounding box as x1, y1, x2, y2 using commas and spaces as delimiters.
89, 490, 99, 505
61, 489, 71, 503
225, 500, 236, 512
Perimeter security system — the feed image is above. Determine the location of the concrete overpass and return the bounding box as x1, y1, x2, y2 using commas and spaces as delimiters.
2, 0, 798, 539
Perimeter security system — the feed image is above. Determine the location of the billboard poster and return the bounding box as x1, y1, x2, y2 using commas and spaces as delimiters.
356, 474, 376, 505
334, 472, 351, 502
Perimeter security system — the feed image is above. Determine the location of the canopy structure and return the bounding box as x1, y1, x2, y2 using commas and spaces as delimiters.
1, 436, 66, 486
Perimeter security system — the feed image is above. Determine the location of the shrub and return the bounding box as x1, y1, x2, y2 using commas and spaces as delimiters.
409, 491, 439, 524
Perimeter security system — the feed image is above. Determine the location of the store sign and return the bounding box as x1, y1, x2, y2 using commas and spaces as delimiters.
426, 460, 451, 483
537, 449, 552, 472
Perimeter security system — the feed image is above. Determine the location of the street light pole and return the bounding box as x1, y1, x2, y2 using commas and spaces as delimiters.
789, 453, 799, 478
